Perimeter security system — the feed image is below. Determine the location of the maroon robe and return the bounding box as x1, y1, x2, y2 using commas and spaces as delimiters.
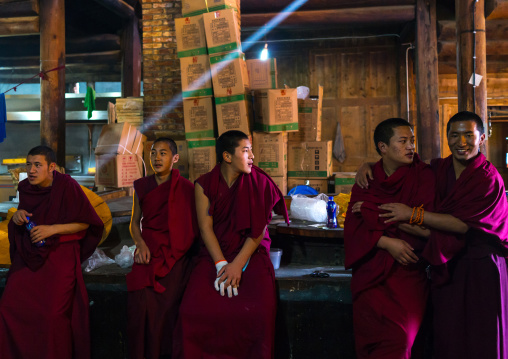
0, 171, 104, 359
127, 170, 198, 359
173, 165, 288, 359
344, 154, 435, 359
423, 154, 508, 359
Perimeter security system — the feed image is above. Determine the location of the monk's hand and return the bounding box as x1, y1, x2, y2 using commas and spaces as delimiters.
351, 201, 364, 214
377, 236, 418, 265
378, 203, 412, 223
215, 260, 240, 298
398, 223, 431, 238
29, 225, 55, 244
134, 240, 151, 264
355, 163, 373, 189
12, 209, 32, 226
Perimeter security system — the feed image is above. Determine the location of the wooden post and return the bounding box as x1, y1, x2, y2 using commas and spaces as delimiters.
415, 0, 441, 160
456, 0, 487, 143
40, 0, 66, 167
121, 16, 141, 98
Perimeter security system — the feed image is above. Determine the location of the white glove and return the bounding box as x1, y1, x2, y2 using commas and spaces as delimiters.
214, 260, 238, 298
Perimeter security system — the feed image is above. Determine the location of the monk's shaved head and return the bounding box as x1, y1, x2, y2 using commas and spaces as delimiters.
447, 111, 484, 136
374, 118, 413, 155
153, 137, 177, 155
27, 145, 57, 165
216, 130, 249, 163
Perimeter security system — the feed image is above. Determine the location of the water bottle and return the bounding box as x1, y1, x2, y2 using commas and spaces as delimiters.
326, 196, 337, 229
26, 217, 45, 247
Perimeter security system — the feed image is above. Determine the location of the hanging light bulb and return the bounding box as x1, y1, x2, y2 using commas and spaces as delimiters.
260, 43, 269, 61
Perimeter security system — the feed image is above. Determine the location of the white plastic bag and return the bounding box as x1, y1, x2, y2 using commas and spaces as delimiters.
83, 249, 115, 272
115, 245, 136, 268
297, 86, 310, 100
290, 194, 329, 222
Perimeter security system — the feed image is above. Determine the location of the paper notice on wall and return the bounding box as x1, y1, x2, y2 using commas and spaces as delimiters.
469, 73, 483, 87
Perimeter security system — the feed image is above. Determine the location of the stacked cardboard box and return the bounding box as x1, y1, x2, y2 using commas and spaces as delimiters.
115, 97, 143, 126
288, 86, 323, 142
287, 141, 332, 193
253, 88, 298, 133
203, 8, 241, 55
183, 97, 216, 140
247, 59, 278, 90
95, 123, 146, 187
253, 131, 287, 195
176, 15, 208, 58
215, 93, 252, 135
182, 0, 238, 17
334, 172, 356, 194
187, 139, 217, 182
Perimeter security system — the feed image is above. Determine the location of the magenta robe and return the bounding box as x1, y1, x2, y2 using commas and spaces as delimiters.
344, 155, 435, 359
173, 165, 288, 359
127, 171, 198, 359
423, 154, 508, 359
0, 171, 104, 359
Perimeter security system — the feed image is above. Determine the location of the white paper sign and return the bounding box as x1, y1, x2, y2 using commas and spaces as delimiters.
469, 73, 483, 87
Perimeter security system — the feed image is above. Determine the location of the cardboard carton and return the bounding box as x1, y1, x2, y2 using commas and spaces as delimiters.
188, 139, 217, 182
215, 93, 252, 136
334, 172, 356, 194
209, 52, 250, 97
180, 55, 213, 99
95, 123, 136, 155
176, 15, 208, 58
182, 0, 237, 17
271, 176, 287, 196
183, 97, 216, 140
143, 140, 189, 178
246, 58, 277, 90
95, 154, 142, 188
253, 89, 298, 133
288, 85, 323, 142
252, 131, 287, 177
203, 9, 241, 55
287, 178, 329, 194
287, 141, 332, 178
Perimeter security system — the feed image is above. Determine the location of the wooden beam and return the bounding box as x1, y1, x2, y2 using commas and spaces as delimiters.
241, 0, 415, 13
121, 16, 141, 97
439, 59, 508, 74
415, 0, 441, 160
0, 50, 121, 68
241, 6, 415, 28
0, 64, 121, 82
0, 16, 38, 37
456, 0, 487, 126
485, 0, 508, 19
91, 0, 134, 19
439, 39, 508, 56
0, 0, 39, 17
40, 0, 65, 166
439, 19, 508, 41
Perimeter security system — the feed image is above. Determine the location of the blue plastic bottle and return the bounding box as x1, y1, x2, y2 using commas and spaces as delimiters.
26, 217, 45, 247
326, 196, 337, 229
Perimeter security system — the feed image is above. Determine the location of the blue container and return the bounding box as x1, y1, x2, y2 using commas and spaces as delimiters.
26, 218, 45, 247
326, 197, 337, 229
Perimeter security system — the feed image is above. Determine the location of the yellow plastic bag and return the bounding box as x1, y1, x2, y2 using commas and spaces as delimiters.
334, 193, 351, 228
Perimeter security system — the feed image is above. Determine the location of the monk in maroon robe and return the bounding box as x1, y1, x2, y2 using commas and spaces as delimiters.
377, 112, 508, 359
127, 138, 198, 359
345, 118, 435, 359
173, 130, 288, 359
0, 145, 103, 359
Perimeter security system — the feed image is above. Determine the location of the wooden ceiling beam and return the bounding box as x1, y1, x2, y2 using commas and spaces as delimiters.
439, 60, 508, 74
91, 0, 134, 19
241, 6, 415, 28
485, 0, 508, 19
0, 16, 38, 36
439, 39, 508, 56
0, 50, 121, 69
0, 0, 39, 17
439, 19, 508, 40
241, 0, 415, 13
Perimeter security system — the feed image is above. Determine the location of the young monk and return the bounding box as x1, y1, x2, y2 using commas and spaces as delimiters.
173, 130, 289, 359
356, 111, 508, 359
0, 145, 104, 359
344, 118, 435, 359
127, 137, 198, 359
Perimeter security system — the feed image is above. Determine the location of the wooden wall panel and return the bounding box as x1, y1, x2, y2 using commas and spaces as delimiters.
367, 50, 397, 98
275, 51, 310, 89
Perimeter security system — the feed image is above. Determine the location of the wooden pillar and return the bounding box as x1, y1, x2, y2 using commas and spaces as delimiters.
456, 0, 487, 133
40, 0, 66, 166
121, 16, 141, 98
415, 0, 441, 160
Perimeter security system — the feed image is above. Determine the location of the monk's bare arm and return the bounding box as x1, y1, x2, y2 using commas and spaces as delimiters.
398, 223, 431, 238
130, 192, 150, 264
355, 162, 375, 189
195, 183, 225, 263
29, 222, 90, 244
379, 203, 469, 234
377, 235, 419, 265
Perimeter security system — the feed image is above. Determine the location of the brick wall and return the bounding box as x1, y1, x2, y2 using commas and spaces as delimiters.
141, 0, 184, 140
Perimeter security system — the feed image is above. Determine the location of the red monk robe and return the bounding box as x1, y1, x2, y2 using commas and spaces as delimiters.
423, 154, 508, 359
0, 171, 103, 359
173, 165, 288, 359
344, 154, 435, 359
127, 170, 198, 359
